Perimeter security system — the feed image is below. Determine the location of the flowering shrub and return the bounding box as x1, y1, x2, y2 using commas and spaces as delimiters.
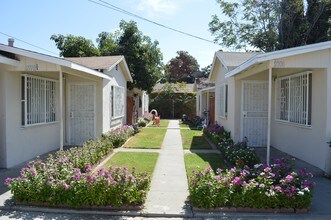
5, 161, 150, 207
55, 138, 113, 172
185, 115, 203, 128
103, 125, 135, 148
4, 124, 144, 207
203, 123, 259, 167
189, 162, 315, 209
137, 118, 147, 127
220, 142, 260, 168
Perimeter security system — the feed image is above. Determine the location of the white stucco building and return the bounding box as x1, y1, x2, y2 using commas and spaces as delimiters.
208, 41, 331, 174
0, 41, 132, 168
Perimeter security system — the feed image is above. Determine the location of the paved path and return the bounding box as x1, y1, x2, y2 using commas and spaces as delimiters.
143, 120, 191, 216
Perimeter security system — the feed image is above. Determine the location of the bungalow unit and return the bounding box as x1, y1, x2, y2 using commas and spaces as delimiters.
208, 41, 331, 174
0, 40, 132, 168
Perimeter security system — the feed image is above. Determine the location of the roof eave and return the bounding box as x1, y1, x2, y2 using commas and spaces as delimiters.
225, 41, 331, 78
0, 55, 20, 66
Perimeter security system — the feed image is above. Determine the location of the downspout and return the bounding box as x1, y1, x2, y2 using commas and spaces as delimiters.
267, 62, 272, 165
59, 71, 63, 151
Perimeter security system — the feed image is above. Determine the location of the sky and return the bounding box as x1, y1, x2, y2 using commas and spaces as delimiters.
0, 0, 223, 68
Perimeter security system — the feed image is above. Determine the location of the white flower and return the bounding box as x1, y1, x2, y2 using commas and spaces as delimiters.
298, 191, 304, 196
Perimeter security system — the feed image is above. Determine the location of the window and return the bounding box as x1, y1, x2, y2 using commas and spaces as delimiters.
219, 84, 228, 118
21, 74, 57, 126
276, 71, 312, 126
111, 85, 125, 119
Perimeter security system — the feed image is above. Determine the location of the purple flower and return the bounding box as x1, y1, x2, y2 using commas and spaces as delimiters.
46, 181, 52, 186
4, 177, 12, 186
215, 175, 221, 181
85, 164, 92, 172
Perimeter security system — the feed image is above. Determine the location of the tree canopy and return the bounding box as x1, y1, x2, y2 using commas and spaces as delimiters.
209, 0, 331, 52
165, 51, 200, 83
50, 34, 100, 57
51, 20, 163, 93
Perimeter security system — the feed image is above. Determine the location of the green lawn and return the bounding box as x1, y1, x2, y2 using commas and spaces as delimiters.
124, 127, 166, 149
179, 122, 189, 129
103, 152, 159, 174
184, 153, 228, 178
181, 129, 212, 149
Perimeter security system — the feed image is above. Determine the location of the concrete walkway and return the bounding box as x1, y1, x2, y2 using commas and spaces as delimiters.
143, 120, 191, 216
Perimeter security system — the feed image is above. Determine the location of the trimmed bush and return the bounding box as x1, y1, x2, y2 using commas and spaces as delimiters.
189, 161, 315, 209
5, 125, 148, 207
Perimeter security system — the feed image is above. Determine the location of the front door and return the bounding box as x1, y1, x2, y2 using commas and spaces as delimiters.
241, 81, 268, 147
68, 83, 96, 145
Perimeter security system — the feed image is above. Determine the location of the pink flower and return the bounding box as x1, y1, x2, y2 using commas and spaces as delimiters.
285, 175, 293, 182
85, 164, 92, 172
205, 166, 212, 172
215, 175, 221, 181
232, 177, 242, 185
4, 177, 12, 186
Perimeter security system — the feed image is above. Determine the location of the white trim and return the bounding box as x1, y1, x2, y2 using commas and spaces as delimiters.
111, 85, 125, 119
267, 65, 272, 164
59, 71, 63, 150
226, 41, 331, 78
0, 44, 111, 80
275, 71, 312, 127
198, 86, 215, 93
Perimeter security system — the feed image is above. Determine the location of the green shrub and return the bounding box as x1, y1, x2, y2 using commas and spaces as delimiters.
189, 162, 315, 209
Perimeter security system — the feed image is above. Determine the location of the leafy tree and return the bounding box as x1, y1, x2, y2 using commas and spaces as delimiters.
201, 64, 212, 78
115, 20, 163, 93
278, 0, 306, 49
51, 20, 163, 93
96, 32, 118, 56
210, 0, 331, 51
209, 0, 280, 52
165, 51, 200, 83
306, 0, 331, 44
50, 34, 100, 57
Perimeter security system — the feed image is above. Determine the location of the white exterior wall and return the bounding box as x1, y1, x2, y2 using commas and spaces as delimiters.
102, 64, 127, 131
271, 68, 328, 170
4, 71, 60, 168
214, 61, 237, 140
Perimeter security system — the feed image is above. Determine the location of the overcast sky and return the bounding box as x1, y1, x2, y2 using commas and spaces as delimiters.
1, 0, 224, 68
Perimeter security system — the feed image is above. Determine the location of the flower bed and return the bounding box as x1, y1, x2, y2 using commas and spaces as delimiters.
189, 161, 315, 209
203, 124, 260, 167
6, 163, 149, 207
5, 125, 150, 208
103, 125, 136, 148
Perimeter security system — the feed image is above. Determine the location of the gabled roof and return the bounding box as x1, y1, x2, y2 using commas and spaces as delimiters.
0, 43, 111, 80
226, 40, 331, 78
66, 56, 133, 82
209, 51, 259, 81
216, 51, 259, 68
152, 83, 195, 94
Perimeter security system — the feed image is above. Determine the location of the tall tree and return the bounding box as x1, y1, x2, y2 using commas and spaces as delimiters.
115, 20, 163, 93
166, 51, 200, 83
51, 20, 163, 93
278, 0, 306, 49
50, 34, 100, 57
209, 0, 280, 52
210, 0, 331, 51
306, 0, 331, 44
96, 32, 118, 56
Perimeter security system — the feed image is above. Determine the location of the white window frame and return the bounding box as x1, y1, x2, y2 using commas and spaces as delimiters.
219, 83, 228, 118
275, 71, 312, 127
111, 85, 125, 119
21, 74, 58, 127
